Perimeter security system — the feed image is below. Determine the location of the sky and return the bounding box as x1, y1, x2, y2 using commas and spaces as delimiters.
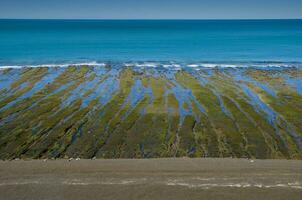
0, 0, 301, 19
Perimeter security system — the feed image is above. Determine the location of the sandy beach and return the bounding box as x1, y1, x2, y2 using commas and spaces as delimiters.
0, 158, 301, 200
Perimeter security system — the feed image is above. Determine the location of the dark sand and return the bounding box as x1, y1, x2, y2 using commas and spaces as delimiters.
0, 158, 302, 200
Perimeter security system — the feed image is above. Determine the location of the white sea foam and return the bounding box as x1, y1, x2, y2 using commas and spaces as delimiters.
62, 179, 139, 186
0, 62, 106, 69
187, 63, 241, 68
187, 63, 300, 69
135, 63, 158, 68
165, 181, 302, 189
187, 64, 200, 68
251, 64, 296, 68
187, 63, 245, 68
162, 64, 181, 68
0, 65, 24, 69
0, 181, 40, 186
0, 62, 300, 70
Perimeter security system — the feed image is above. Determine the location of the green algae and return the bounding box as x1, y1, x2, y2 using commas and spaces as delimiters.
0, 66, 301, 159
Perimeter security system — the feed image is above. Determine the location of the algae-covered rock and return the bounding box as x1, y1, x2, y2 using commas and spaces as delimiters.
0, 65, 301, 159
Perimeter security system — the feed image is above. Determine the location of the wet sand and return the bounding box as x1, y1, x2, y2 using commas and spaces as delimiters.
0, 158, 302, 200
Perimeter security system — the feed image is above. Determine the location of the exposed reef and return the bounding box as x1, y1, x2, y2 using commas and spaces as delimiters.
0, 64, 302, 159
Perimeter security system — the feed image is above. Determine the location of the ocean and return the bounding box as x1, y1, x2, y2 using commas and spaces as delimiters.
0, 19, 302, 66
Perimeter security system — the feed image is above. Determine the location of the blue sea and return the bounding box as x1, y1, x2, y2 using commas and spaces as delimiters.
0, 19, 302, 66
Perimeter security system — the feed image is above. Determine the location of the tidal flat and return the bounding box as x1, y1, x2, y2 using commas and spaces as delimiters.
0, 158, 302, 200
0, 64, 302, 159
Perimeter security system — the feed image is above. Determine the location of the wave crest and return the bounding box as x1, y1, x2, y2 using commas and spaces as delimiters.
0, 61, 301, 70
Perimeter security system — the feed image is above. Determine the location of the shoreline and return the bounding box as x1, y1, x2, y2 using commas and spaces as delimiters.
1, 61, 302, 69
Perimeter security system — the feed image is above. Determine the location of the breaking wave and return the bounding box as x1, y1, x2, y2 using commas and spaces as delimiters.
0, 61, 301, 70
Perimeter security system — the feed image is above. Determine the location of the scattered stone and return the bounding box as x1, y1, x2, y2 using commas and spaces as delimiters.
75, 157, 80, 161
92, 157, 96, 160
68, 158, 74, 162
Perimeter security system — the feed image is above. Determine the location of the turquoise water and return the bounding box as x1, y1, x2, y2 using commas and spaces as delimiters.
0, 19, 302, 65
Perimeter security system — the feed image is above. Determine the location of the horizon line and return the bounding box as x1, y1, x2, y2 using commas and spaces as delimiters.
1, 18, 302, 21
